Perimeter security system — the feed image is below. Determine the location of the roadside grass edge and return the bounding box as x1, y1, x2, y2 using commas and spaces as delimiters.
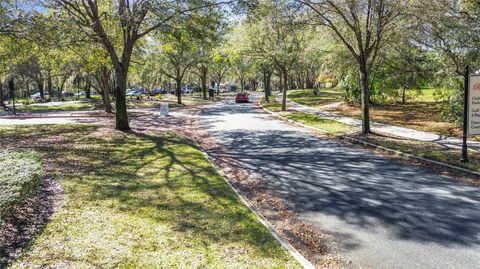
193, 137, 316, 269
258, 99, 480, 180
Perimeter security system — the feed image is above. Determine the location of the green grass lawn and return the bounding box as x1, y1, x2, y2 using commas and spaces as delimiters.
17, 102, 105, 112
287, 88, 461, 137
261, 99, 351, 135
416, 87, 436, 102
5, 93, 221, 113
0, 125, 300, 268
261, 99, 283, 112
283, 112, 352, 134
261, 98, 480, 176
287, 89, 344, 108
354, 134, 480, 175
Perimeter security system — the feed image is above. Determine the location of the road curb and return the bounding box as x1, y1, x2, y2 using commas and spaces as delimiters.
258, 101, 480, 179
194, 140, 316, 269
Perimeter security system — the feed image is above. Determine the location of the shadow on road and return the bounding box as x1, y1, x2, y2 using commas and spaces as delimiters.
201, 101, 480, 250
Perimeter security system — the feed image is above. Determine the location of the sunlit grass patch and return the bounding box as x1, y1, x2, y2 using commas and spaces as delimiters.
0, 125, 300, 268
261, 99, 283, 112
17, 102, 104, 112
283, 112, 352, 134
0, 150, 43, 221
288, 88, 344, 108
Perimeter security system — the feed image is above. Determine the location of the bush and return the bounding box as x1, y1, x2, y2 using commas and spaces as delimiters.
0, 150, 43, 221
339, 71, 361, 103
434, 77, 464, 125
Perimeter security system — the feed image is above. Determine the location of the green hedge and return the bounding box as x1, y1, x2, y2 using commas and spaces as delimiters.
0, 150, 43, 220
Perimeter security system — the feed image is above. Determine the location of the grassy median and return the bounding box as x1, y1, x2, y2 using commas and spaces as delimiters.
261, 98, 480, 175
0, 125, 300, 268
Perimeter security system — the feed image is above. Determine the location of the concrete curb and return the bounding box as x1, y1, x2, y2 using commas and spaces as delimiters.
258, 101, 480, 179
282, 95, 480, 153
194, 141, 316, 269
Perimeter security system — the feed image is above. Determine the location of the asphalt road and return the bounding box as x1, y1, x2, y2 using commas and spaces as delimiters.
199, 95, 480, 269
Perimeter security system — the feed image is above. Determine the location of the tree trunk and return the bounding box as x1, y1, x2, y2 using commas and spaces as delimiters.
103, 75, 113, 113
305, 72, 314, 88
278, 69, 283, 93
114, 70, 130, 130
60, 74, 69, 94
85, 77, 91, 99
402, 88, 406, 105
266, 72, 272, 97
96, 68, 113, 113
200, 66, 208, 100
103, 90, 113, 112
47, 74, 52, 98
25, 78, 30, 97
281, 67, 288, 111
0, 81, 4, 108
38, 80, 44, 99
217, 74, 224, 96
359, 60, 370, 134
263, 70, 269, 102
176, 78, 182, 105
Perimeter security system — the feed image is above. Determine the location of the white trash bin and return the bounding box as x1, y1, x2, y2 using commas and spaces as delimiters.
160, 102, 169, 116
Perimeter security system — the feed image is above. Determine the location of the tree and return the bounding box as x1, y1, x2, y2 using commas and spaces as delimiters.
155, 31, 198, 105
301, 0, 405, 134
210, 46, 232, 95
0, 0, 27, 107
50, 0, 228, 130
154, 6, 219, 105
226, 24, 253, 92
247, 0, 305, 111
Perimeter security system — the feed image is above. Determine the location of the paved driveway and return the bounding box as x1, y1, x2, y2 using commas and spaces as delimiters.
200, 97, 480, 269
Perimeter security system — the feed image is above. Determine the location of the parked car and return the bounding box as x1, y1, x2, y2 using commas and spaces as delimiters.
126, 89, 142, 97
75, 91, 86, 97
31, 92, 50, 101
181, 87, 193, 94
235, 92, 249, 103
169, 89, 176, 94
61, 92, 74, 97
150, 88, 166, 96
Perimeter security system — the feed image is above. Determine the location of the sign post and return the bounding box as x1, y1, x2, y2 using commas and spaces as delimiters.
462, 65, 480, 162
462, 66, 469, 162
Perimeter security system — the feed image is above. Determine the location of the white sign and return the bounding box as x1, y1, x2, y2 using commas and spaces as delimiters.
468, 75, 480, 135
160, 102, 169, 116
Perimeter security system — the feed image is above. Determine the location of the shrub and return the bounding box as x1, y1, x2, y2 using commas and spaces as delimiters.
0, 150, 43, 221
339, 71, 361, 104
434, 77, 464, 125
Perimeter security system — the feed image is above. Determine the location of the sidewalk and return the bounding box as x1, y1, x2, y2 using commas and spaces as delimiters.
277, 94, 480, 151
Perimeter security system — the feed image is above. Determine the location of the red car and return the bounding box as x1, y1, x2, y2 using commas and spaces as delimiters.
235, 92, 249, 103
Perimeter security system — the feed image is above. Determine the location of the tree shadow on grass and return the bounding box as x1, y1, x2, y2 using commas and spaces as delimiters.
0, 124, 290, 264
